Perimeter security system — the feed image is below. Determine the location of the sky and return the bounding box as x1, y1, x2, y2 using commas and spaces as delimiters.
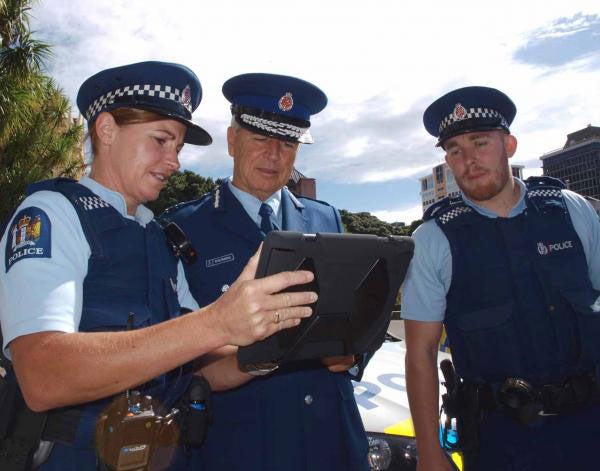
30, 0, 600, 224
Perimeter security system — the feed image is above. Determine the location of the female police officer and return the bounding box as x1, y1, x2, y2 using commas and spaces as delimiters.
0, 61, 317, 469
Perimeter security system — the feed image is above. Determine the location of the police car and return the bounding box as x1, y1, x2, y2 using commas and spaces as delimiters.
353, 322, 462, 470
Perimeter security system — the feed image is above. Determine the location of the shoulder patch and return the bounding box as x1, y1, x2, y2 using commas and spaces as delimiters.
5, 207, 52, 272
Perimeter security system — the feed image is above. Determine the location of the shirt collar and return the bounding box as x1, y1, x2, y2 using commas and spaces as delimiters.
227, 178, 282, 227
462, 177, 526, 219
79, 176, 155, 226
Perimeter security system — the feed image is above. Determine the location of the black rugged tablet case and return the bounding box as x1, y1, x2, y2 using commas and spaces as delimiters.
237, 231, 414, 369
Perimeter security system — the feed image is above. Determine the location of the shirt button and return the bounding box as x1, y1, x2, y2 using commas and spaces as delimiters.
304, 394, 313, 405
221, 284, 230, 293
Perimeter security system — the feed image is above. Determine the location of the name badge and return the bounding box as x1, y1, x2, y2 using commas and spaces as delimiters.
205, 253, 235, 268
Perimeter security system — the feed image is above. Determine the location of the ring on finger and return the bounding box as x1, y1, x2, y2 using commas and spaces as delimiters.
274, 311, 280, 324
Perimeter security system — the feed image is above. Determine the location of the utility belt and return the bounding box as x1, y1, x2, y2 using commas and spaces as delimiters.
479, 372, 600, 425
1, 375, 212, 470
440, 361, 600, 469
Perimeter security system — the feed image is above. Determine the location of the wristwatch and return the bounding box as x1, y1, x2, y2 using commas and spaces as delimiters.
242, 362, 279, 376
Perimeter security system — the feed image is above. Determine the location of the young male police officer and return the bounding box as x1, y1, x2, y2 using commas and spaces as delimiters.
164, 73, 369, 470
403, 86, 600, 470
0, 62, 317, 469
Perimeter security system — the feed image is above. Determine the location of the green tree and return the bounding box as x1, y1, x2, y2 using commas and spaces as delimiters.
0, 0, 84, 227
340, 210, 422, 236
146, 170, 218, 215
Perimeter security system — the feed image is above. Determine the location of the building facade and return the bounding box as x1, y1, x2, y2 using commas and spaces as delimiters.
419, 163, 524, 214
539, 125, 600, 200
287, 167, 316, 199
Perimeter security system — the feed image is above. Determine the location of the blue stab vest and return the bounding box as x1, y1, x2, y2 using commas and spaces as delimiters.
425, 177, 600, 385
26, 178, 192, 445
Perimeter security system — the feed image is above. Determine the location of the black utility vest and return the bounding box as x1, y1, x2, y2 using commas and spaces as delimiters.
26, 179, 191, 446
425, 177, 600, 385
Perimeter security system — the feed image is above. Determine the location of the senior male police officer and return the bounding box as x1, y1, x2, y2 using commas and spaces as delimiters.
164, 73, 370, 470
402, 86, 600, 470
0, 62, 317, 470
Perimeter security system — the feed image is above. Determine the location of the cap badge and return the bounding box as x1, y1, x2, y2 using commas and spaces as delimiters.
453, 103, 467, 121
181, 85, 192, 112
278, 92, 294, 112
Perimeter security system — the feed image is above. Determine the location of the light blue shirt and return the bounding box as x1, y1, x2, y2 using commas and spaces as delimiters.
227, 179, 283, 229
0, 176, 199, 358
402, 178, 600, 322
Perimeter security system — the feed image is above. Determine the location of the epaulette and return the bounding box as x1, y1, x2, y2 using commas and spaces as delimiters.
524, 176, 566, 201
524, 176, 566, 190
423, 195, 473, 224
161, 191, 212, 217
293, 192, 333, 208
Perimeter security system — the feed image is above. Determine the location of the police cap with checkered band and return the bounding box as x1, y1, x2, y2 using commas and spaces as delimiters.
423, 86, 516, 147
77, 61, 212, 145
223, 73, 327, 144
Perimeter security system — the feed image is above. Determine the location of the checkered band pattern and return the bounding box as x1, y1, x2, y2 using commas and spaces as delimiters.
527, 189, 562, 199
439, 108, 508, 134
438, 205, 473, 225
240, 114, 309, 140
85, 84, 190, 121
78, 196, 111, 211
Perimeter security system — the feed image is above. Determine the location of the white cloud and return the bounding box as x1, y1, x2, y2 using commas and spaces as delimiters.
30, 0, 600, 205
373, 205, 424, 225
344, 137, 370, 158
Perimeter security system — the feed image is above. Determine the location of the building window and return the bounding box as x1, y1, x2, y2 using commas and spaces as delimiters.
435, 165, 444, 184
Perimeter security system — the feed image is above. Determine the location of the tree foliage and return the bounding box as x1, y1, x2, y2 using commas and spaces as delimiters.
340, 209, 422, 236
0, 0, 84, 227
147, 169, 423, 234
146, 170, 219, 215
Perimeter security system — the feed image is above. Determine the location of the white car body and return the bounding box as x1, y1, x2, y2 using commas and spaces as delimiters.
352, 336, 461, 470
354, 339, 452, 434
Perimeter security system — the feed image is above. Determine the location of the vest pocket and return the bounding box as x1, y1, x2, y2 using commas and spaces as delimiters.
453, 302, 522, 382
561, 289, 600, 361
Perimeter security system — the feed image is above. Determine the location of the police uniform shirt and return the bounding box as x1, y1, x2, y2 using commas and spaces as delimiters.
227, 178, 282, 228
401, 178, 600, 322
0, 176, 199, 358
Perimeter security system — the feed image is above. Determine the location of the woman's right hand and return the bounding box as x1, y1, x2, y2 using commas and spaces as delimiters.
208, 247, 317, 346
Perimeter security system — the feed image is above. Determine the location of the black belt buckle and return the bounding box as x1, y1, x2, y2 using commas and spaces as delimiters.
497, 378, 545, 424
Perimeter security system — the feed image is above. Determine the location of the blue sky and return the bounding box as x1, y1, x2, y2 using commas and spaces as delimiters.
31, 0, 600, 224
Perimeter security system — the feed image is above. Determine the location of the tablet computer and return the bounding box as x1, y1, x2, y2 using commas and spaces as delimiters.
237, 231, 414, 373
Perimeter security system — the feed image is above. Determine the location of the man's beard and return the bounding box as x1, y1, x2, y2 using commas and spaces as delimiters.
457, 164, 510, 202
